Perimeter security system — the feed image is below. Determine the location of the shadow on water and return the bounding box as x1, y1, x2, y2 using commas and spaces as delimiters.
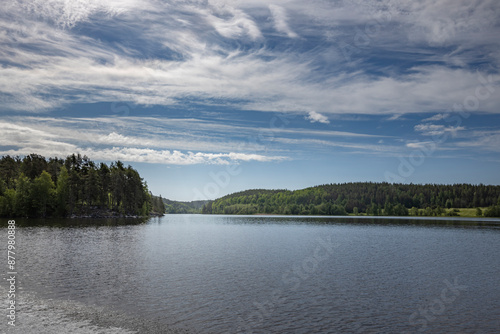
209, 214, 500, 229
2, 214, 500, 230
0, 217, 151, 228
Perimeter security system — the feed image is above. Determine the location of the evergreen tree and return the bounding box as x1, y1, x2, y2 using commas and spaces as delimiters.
14, 173, 32, 217
31, 171, 56, 217
0, 154, 159, 218
56, 166, 70, 216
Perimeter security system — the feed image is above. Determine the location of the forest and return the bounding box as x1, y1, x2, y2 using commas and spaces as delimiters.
163, 199, 209, 214
0, 154, 165, 218
201, 183, 500, 217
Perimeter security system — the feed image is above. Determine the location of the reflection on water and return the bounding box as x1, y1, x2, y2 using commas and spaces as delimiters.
1, 215, 499, 333
209, 214, 500, 228
0, 217, 150, 228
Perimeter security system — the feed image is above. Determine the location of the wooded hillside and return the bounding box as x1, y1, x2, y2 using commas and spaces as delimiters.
202, 183, 500, 217
0, 154, 165, 218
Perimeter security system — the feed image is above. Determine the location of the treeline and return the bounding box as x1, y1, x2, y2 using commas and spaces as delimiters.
0, 154, 165, 218
164, 199, 208, 214
201, 183, 500, 217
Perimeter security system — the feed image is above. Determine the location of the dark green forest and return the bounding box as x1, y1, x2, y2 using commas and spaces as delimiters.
164, 199, 209, 214
202, 183, 500, 217
0, 154, 165, 218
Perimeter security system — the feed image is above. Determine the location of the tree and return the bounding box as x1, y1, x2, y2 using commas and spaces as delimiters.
445, 199, 453, 209
84, 167, 100, 207
56, 166, 70, 216
384, 201, 394, 216
21, 154, 48, 180
0, 189, 16, 216
99, 163, 111, 208
424, 207, 433, 216
476, 207, 483, 217
0, 154, 156, 218
110, 161, 126, 211
67, 168, 81, 214
32, 171, 56, 217
14, 173, 32, 217
394, 203, 408, 216
0, 156, 21, 189
47, 157, 64, 183
433, 206, 444, 216
410, 207, 419, 216
484, 206, 500, 217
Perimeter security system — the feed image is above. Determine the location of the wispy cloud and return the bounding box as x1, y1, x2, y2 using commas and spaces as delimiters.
0, 120, 287, 164
414, 124, 465, 136
1, 0, 498, 117
1, 0, 499, 173
454, 130, 500, 152
422, 114, 447, 122
268, 4, 298, 38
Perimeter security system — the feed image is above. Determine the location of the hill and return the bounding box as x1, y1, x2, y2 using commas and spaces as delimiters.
163, 199, 209, 214
201, 183, 500, 217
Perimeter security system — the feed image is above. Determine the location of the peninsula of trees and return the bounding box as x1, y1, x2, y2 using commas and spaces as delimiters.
201, 183, 500, 217
0, 154, 165, 218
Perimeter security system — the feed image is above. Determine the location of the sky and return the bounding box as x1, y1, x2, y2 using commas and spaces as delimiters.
0, 0, 499, 201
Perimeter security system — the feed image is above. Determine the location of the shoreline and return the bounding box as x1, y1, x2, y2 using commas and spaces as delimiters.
201, 213, 500, 221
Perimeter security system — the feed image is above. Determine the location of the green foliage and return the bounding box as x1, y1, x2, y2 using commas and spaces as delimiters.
56, 166, 70, 216
476, 207, 483, 217
0, 189, 16, 216
484, 205, 500, 217
0, 154, 161, 218
445, 199, 453, 209
151, 195, 166, 215
31, 171, 56, 217
410, 207, 419, 216
14, 173, 32, 217
165, 199, 208, 214
201, 183, 500, 217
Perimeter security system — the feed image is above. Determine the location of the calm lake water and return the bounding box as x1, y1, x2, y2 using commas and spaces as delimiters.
1, 215, 500, 333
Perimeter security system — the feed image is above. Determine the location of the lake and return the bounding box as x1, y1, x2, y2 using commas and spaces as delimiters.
1, 215, 500, 333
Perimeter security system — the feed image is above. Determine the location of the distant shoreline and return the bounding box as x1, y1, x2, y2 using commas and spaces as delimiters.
199, 213, 500, 222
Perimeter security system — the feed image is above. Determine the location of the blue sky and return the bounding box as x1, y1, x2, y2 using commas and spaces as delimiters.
1, 0, 499, 201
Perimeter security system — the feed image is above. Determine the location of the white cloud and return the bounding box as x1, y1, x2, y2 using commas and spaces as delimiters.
414, 123, 465, 136
422, 113, 447, 122
454, 130, 500, 152
269, 4, 298, 38
203, 4, 263, 40
406, 141, 437, 149
0, 145, 286, 165
0, 120, 286, 165
273, 137, 403, 157
306, 111, 329, 124
0, 0, 499, 117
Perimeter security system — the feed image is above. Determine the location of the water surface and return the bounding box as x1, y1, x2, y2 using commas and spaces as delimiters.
1, 215, 499, 333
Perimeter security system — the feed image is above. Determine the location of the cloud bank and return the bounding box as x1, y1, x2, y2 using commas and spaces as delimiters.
0, 0, 498, 116
1, 0, 499, 167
